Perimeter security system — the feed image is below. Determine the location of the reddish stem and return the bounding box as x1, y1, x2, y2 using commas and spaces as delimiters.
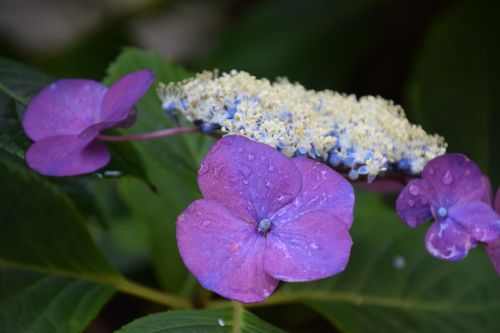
98, 127, 202, 142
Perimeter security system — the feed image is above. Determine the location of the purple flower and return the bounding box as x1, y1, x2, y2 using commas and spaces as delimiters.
485, 188, 500, 274
176, 135, 354, 303
22, 69, 154, 176
397, 153, 499, 261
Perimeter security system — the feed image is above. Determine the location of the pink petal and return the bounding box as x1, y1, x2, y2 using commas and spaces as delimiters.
425, 219, 476, 261
100, 69, 154, 124
23, 80, 106, 140
448, 201, 500, 243
422, 154, 487, 207
485, 238, 500, 275
198, 135, 302, 221
176, 199, 278, 303
271, 157, 354, 228
396, 179, 433, 228
25, 135, 109, 176
495, 188, 500, 214
265, 211, 352, 281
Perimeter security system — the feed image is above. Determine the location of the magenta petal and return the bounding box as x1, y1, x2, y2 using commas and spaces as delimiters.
425, 219, 476, 261
485, 239, 500, 275
422, 153, 487, 207
176, 199, 278, 303
23, 80, 107, 140
448, 201, 500, 243
25, 135, 110, 176
271, 157, 354, 228
100, 69, 154, 124
265, 211, 352, 281
396, 179, 433, 228
198, 135, 302, 221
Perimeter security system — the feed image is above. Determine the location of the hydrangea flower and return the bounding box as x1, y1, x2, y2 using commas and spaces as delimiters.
485, 188, 500, 274
176, 135, 354, 303
396, 153, 499, 261
22, 69, 154, 176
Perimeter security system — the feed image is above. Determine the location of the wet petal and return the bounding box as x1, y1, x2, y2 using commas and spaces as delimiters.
176, 199, 278, 303
449, 201, 500, 243
198, 135, 302, 221
422, 153, 487, 207
271, 157, 354, 228
23, 80, 106, 140
425, 219, 476, 261
265, 211, 352, 281
485, 238, 500, 275
25, 135, 109, 176
100, 69, 154, 124
396, 179, 433, 228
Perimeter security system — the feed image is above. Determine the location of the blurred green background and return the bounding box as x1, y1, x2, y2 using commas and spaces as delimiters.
1, 0, 499, 332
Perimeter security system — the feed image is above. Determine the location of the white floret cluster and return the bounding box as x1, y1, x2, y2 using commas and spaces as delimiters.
157, 70, 446, 181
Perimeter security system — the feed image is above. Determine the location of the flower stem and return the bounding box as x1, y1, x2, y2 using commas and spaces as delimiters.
98, 127, 201, 142
115, 277, 191, 309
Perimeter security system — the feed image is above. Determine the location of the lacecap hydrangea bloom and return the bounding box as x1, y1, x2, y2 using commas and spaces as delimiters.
397, 154, 499, 261
22, 69, 154, 176
176, 135, 354, 303
158, 70, 447, 182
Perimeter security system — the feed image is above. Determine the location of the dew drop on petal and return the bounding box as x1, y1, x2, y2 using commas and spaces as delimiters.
198, 162, 209, 176
268, 165, 275, 172
243, 179, 249, 185
237, 163, 252, 177
247, 153, 255, 161
407, 199, 415, 207
409, 184, 420, 196
427, 166, 435, 175
442, 169, 453, 185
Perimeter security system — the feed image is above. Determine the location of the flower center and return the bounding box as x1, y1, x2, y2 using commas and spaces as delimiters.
437, 207, 448, 218
257, 218, 272, 234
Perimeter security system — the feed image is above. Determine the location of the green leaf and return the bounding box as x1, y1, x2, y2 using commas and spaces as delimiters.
0, 156, 119, 333
117, 306, 287, 333
263, 191, 500, 332
406, 0, 500, 188
204, 0, 378, 90
104, 48, 214, 294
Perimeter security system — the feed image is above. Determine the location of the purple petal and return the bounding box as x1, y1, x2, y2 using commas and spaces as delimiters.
198, 135, 302, 221
265, 211, 352, 281
25, 135, 109, 176
495, 188, 500, 214
448, 201, 500, 243
485, 238, 500, 275
271, 157, 354, 228
100, 69, 154, 125
425, 219, 476, 261
23, 80, 106, 140
422, 153, 487, 207
396, 179, 433, 228
176, 199, 278, 303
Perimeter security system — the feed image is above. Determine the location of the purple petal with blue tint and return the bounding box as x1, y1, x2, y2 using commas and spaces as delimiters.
271, 157, 354, 228
176, 199, 278, 303
422, 153, 487, 207
198, 135, 302, 222
25, 135, 109, 176
448, 201, 500, 243
425, 219, 476, 261
265, 211, 352, 281
23, 80, 106, 140
100, 69, 154, 124
396, 179, 433, 228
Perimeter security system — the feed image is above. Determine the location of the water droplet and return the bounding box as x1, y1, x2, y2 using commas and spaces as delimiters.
218, 319, 225, 327
237, 164, 252, 177
310, 243, 319, 250
247, 154, 255, 161
198, 163, 209, 176
442, 170, 453, 185
202, 220, 211, 227
409, 184, 420, 196
268, 165, 275, 172
407, 199, 415, 207
243, 179, 249, 185
392, 255, 405, 269
427, 166, 435, 175
229, 176, 238, 183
